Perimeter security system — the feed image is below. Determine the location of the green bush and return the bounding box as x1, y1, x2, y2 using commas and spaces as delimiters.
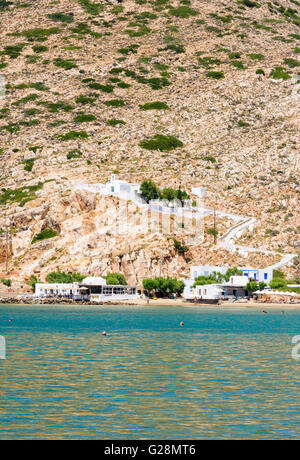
241, 0, 260, 7
88, 82, 114, 93
231, 60, 245, 69
229, 52, 242, 59
54, 58, 77, 70
75, 95, 97, 104
198, 56, 221, 69
40, 101, 73, 112
283, 58, 300, 68
57, 130, 89, 140
164, 43, 185, 53
248, 53, 264, 60
139, 134, 183, 151
105, 273, 127, 285
139, 101, 170, 110
67, 149, 83, 159
118, 44, 139, 55
31, 228, 58, 244
140, 180, 161, 202
270, 67, 291, 80
46, 270, 85, 283
32, 45, 48, 53
21, 27, 60, 41
77, 0, 103, 15
169, 6, 198, 18
47, 12, 74, 23
104, 99, 125, 107
3, 44, 26, 59
0, 278, 12, 287
0, 0, 12, 10
147, 77, 171, 89
107, 118, 125, 126
206, 71, 225, 79
174, 239, 189, 254
73, 113, 97, 122
125, 25, 151, 37
0, 182, 45, 206
23, 158, 35, 171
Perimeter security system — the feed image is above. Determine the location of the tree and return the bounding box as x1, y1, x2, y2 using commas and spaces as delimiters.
173, 239, 189, 255
142, 277, 184, 297
142, 278, 158, 296
46, 271, 85, 283
223, 267, 243, 282
193, 274, 220, 287
273, 269, 285, 280
259, 282, 267, 291
269, 279, 287, 290
140, 180, 160, 202
106, 273, 127, 285
160, 187, 176, 201
246, 280, 259, 292
28, 274, 40, 292
176, 188, 189, 202
0, 278, 11, 287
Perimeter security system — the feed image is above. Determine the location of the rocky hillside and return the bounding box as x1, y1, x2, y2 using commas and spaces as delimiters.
0, 0, 299, 288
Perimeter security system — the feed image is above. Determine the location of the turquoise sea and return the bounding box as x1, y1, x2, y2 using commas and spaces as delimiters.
0, 304, 299, 440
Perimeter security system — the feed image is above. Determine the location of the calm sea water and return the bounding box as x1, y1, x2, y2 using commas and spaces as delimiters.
0, 304, 299, 440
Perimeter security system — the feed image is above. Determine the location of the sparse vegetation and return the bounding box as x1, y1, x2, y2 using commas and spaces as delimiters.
139, 134, 183, 151
31, 228, 58, 244
57, 130, 89, 141
139, 101, 170, 110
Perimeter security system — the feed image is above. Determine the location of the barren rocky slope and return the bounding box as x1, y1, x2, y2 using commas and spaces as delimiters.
0, 0, 299, 289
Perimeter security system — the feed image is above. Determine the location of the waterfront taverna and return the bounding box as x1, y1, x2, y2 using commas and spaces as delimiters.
35, 276, 138, 302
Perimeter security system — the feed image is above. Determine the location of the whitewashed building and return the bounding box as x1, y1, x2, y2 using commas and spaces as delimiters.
184, 265, 274, 302
35, 283, 80, 298
184, 282, 223, 302
189, 265, 273, 284
35, 276, 139, 302
79, 276, 138, 302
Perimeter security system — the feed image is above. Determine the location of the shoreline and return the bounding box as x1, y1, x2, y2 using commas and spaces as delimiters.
1, 298, 300, 310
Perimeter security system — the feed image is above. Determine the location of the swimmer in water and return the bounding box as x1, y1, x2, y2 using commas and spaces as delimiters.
102, 331, 107, 336
180, 321, 184, 327
9, 317, 13, 322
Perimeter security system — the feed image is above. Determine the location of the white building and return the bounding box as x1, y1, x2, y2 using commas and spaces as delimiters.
35, 283, 80, 298
35, 276, 139, 302
105, 174, 140, 198
79, 276, 138, 302
184, 265, 274, 302
190, 265, 273, 284
184, 282, 223, 302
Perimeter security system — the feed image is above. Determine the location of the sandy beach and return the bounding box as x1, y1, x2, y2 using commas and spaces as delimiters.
1, 298, 300, 310
97, 298, 300, 310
